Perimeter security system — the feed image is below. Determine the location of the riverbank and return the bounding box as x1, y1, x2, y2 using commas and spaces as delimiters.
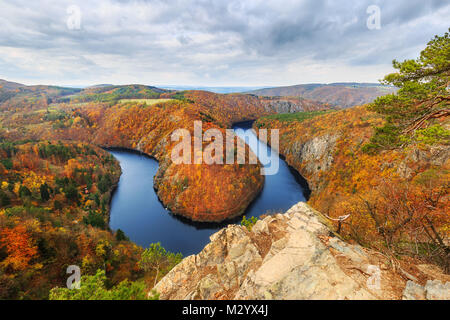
107, 123, 309, 255
254, 106, 450, 272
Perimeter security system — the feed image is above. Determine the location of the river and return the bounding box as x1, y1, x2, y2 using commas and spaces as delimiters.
108, 122, 308, 256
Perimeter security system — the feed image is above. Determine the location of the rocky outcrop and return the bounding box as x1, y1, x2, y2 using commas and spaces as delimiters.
154, 202, 449, 300
261, 97, 328, 113
255, 120, 339, 193
260, 97, 329, 113
288, 134, 339, 177
396, 145, 450, 179
264, 100, 306, 113
403, 280, 450, 300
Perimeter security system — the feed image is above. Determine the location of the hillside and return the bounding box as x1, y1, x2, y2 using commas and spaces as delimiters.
61, 84, 169, 104
0, 79, 25, 91
253, 30, 449, 274
254, 105, 449, 268
0, 79, 82, 108
0, 82, 331, 299
0, 140, 147, 298
247, 83, 396, 108
152, 101, 449, 300
0, 89, 265, 222
154, 31, 450, 299
0, 83, 330, 222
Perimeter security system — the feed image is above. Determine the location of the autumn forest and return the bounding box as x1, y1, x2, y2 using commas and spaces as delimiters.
0, 27, 449, 301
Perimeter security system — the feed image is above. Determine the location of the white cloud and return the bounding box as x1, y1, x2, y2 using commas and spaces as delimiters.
0, 0, 448, 86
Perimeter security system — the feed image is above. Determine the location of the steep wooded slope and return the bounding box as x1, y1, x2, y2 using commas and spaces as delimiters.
0, 85, 328, 221
254, 30, 450, 270
0, 140, 145, 299
255, 106, 449, 270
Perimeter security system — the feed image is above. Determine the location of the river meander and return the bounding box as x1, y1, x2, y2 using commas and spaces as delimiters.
109, 122, 308, 256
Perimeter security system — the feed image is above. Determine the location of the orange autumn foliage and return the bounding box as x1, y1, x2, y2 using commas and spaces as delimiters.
1, 92, 279, 221
256, 105, 449, 269
0, 225, 38, 271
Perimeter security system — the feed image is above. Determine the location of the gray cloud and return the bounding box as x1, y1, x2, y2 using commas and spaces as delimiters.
0, 0, 448, 86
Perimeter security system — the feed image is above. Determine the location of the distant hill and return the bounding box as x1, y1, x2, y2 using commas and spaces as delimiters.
0, 80, 171, 107
65, 84, 170, 103
246, 83, 396, 108
86, 84, 114, 88
0, 79, 25, 91
161, 85, 265, 94
0, 78, 327, 113
0, 79, 82, 107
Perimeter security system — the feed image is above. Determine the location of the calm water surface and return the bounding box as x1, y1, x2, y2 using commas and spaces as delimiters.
109, 122, 308, 256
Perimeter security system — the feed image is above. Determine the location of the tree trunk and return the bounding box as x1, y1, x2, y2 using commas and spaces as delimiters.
153, 268, 159, 288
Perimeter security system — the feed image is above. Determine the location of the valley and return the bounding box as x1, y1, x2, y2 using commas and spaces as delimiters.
0, 30, 448, 300
0, 81, 325, 298
108, 122, 308, 256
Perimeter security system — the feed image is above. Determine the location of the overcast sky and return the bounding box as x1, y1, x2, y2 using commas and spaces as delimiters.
0, 0, 449, 87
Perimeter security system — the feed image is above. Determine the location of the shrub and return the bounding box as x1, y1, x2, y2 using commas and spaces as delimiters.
0, 159, 13, 170
40, 183, 50, 202
64, 184, 79, 202
115, 229, 129, 241
241, 215, 258, 231
49, 269, 152, 300
0, 190, 10, 206
83, 211, 106, 229
139, 242, 183, 287
361, 143, 380, 155
415, 124, 450, 145
18, 185, 32, 199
